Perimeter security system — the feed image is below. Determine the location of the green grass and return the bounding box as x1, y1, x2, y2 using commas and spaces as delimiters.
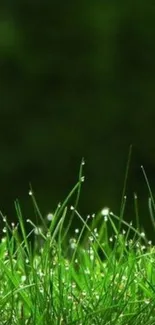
1, 160, 155, 324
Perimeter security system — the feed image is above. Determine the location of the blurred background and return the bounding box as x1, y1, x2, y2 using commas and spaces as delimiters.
0, 1, 155, 240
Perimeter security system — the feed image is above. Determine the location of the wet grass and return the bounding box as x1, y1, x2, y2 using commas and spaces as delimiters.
0, 159, 155, 324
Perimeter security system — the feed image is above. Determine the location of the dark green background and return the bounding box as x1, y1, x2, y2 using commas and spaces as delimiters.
0, 1, 155, 239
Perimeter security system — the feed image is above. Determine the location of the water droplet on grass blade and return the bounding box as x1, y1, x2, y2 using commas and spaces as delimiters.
101, 207, 110, 216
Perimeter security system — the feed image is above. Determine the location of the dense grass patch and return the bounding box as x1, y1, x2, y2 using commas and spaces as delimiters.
0, 160, 155, 324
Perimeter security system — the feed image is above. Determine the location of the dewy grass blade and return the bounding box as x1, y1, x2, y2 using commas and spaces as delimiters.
148, 197, 155, 231
119, 145, 132, 224
134, 192, 140, 230
70, 214, 90, 268
141, 165, 155, 212
14, 200, 30, 257
62, 158, 85, 241
48, 180, 82, 240
29, 183, 47, 231
51, 208, 67, 244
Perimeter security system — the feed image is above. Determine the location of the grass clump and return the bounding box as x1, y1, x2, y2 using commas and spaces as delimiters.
0, 160, 155, 324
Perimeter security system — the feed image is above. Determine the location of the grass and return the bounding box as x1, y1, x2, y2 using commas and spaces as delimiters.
1, 159, 155, 324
